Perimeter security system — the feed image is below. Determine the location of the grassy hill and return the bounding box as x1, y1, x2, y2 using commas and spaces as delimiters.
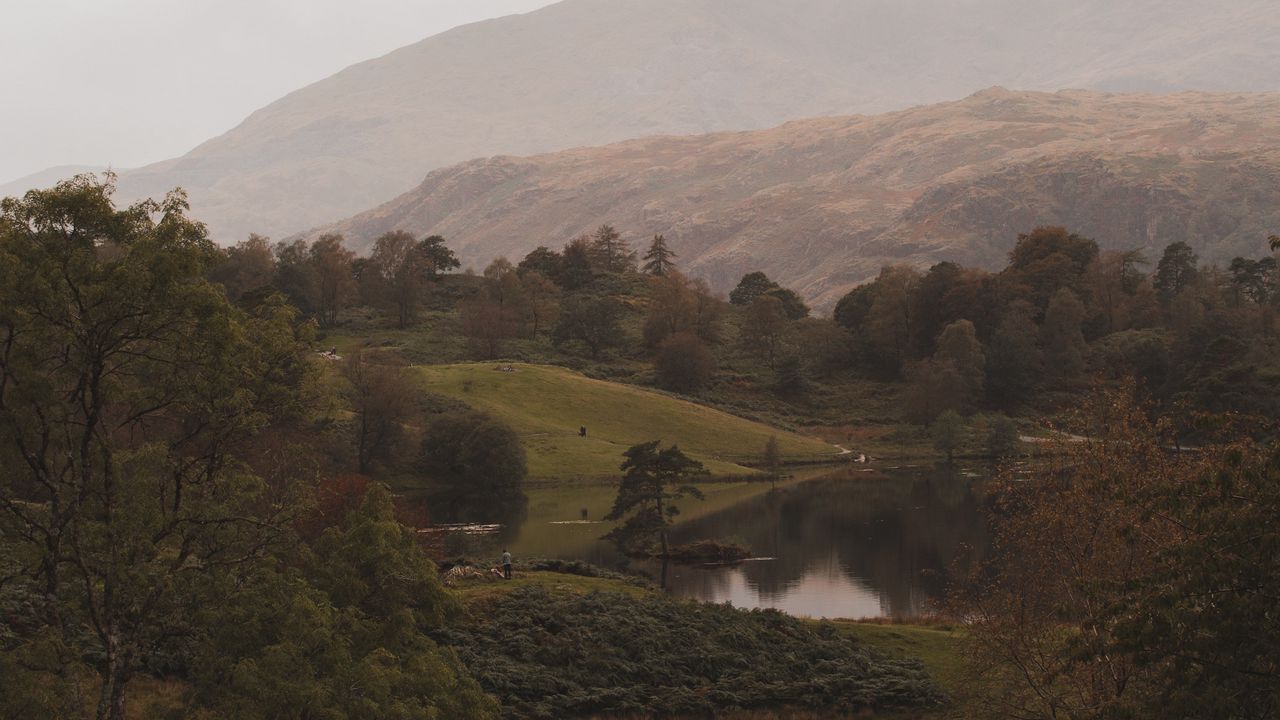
416, 363, 837, 478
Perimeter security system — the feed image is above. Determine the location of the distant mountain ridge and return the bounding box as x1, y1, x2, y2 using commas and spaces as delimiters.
304, 89, 1280, 310
22, 0, 1279, 242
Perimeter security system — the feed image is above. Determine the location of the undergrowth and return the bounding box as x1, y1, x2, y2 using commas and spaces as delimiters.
437, 586, 945, 719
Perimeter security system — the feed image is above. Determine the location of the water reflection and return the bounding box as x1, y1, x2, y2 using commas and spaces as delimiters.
633, 465, 989, 618
422, 464, 990, 619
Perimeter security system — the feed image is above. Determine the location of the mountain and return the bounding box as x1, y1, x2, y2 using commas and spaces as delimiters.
63, 0, 1280, 242
306, 89, 1280, 310
0, 166, 112, 199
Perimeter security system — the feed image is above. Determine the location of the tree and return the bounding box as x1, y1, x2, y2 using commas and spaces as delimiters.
0, 175, 311, 720
643, 272, 723, 347
984, 414, 1020, 458
729, 271, 778, 306
762, 436, 782, 476
773, 354, 808, 396
272, 238, 317, 314
763, 286, 810, 320
933, 319, 985, 409
309, 233, 356, 327
368, 230, 433, 328
342, 352, 418, 474
911, 262, 965, 356
903, 359, 966, 425
517, 245, 563, 279
419, 411, 527, 522
954, 388, 1280, 719
1228, 256, 1277, 305
604, 442, 707, 556
985, 300, 1043, 406
1003, 226, 1099, 311
1041, 287, 1087, 381
558, 235, 595, 290
794, 318, 852, 376
553, 295, 627, 359
209, 233, 275, 302
517, 270, 561, 337
739, 294, 790, 367
930, 410, 964, 463
188, 485, 499, 720
416, 234, 460, 277
588, 224, 635, 273
460, 297, 515, 359
1153, 241, 1200, 302
642, 234, 677, 276
864, 265, 921, 378
654, 332, 716, 392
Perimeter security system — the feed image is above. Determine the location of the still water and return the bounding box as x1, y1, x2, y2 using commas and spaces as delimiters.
433, 464, 991, 620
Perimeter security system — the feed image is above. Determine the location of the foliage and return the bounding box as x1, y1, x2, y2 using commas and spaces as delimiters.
187, 485, 499, 720
342, 351, 419, 474
604, 441, 708, 555
587, 224, 636, 274
954, 387, 1280, 719
438, 586, 945, 719
641, 234, 677, 276
419, 411, 528, 522
654, 331, 717, 392
553, 295, 627, 359
729, 271, 778, 306
983, 414, 1020, 458
930, 411, 965, 462
0, 174, 312, 719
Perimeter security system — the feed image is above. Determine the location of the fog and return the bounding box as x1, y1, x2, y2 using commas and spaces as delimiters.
0, 0, 556, 183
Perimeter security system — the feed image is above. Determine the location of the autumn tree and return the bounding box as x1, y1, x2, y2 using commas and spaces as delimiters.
460, 297, 515, 359
764, 286, 810, 320
864, 265, 921, 378
654, 331, 717, 392
604, 442, 708, 556
416, 234, 460, 276
643, 271, 722, 347
642, 234, 677, 276
985, 300, 1043, 406
1002, 226, 1099, 311
0, 175, 311, 720
553, 295, 627, 359
209, 233, 275, 302
954, 388, 1280, 719
588, 224, 635, 273
1040, 287, 1088, 381
933, 319, 986, 408
272, 238, 317, 314
367, 230, 434, 328
309, 233, 356, 326
517, 270, 561, 337
342, 352, 419, 474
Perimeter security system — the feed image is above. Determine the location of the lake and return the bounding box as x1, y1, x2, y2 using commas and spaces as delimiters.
430, 464, 992, 619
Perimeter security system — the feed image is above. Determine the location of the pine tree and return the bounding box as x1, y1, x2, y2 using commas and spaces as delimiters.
604, 442, 707, 556
588, 224, 636, 273
642, 234, 678, 276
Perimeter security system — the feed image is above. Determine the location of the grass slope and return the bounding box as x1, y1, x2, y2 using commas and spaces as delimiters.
417, 363, 837, 478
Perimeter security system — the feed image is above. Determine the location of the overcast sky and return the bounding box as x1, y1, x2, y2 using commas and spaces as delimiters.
0, 0, 558, 184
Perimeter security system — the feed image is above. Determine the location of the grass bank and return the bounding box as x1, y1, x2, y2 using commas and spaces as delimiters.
416, 363, 838, 478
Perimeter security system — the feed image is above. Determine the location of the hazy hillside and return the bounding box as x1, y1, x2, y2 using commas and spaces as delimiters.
76, 0, 1280, 242
308, 89, 1280, 310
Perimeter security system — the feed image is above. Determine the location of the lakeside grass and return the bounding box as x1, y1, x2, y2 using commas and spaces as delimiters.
415, 363, 839, 478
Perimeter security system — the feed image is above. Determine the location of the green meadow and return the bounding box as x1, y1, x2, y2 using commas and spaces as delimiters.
416, 363, 838, 478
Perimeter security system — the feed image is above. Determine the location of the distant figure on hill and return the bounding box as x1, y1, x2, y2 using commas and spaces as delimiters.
579, 426, 587, 437
501, 549, 513, 580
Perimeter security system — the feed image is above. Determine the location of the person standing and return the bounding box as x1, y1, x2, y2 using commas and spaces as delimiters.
501, 549, 513, 580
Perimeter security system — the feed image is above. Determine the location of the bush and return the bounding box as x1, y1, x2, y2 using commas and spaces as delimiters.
438, 587, 944, 719
654, 331, 716, 392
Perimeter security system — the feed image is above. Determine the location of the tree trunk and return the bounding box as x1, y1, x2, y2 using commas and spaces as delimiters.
96, 639, 129, 720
